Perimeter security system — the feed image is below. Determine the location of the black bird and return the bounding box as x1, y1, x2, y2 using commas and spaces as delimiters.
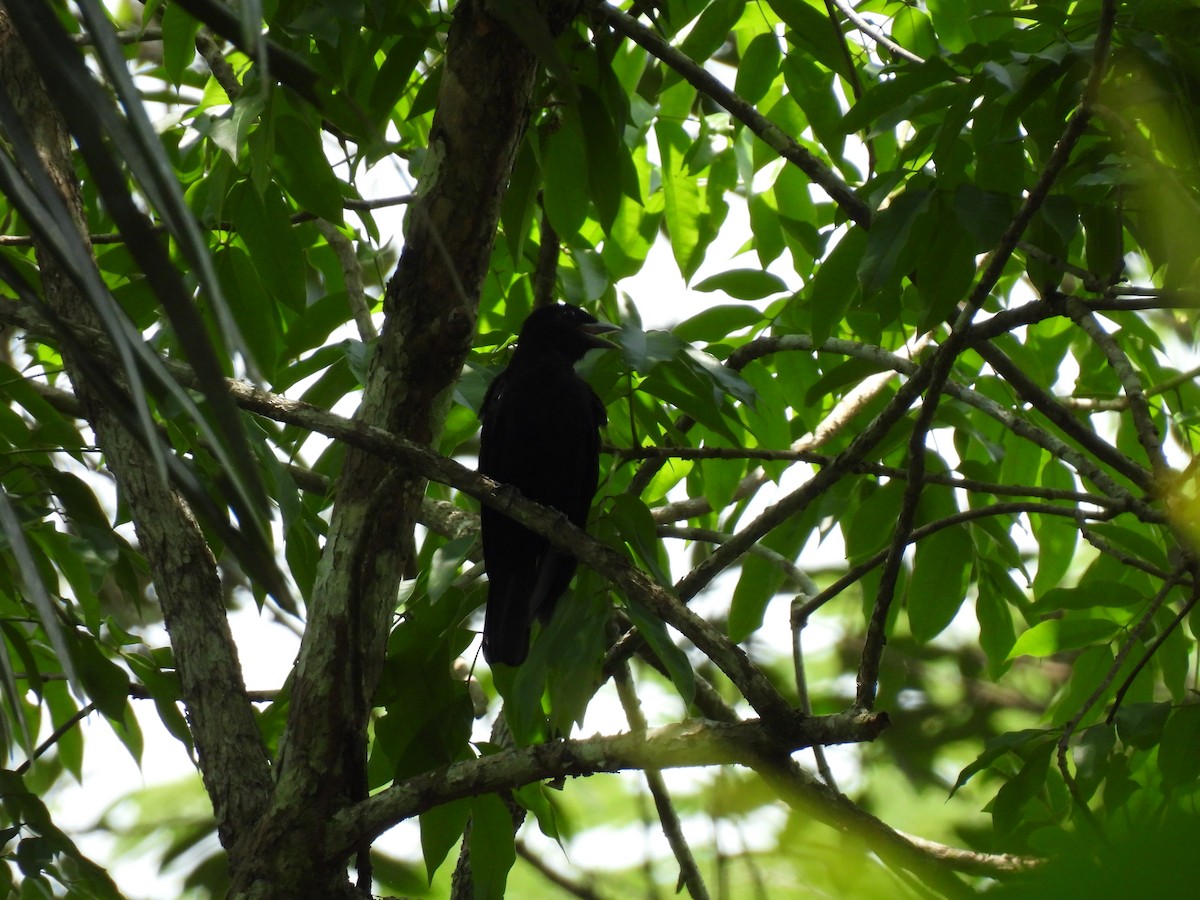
479, 304, 618, 666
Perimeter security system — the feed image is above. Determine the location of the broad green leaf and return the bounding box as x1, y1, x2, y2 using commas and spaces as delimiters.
1032, 580, 1146, 614
907, 525, 974, 642
673, 304, 763, 343
71, 637, 130, 722
160, 2, 200, 87
807, 227, 867, 344
1007, 617, 1120, 660
625, 598, 696, 706
1114, 701, 1171, 751
693, 268, 788, 300
272, 113, 344, 223
767, 0, 854, 81
580, 87, 623, 232
992, 738, 1053, 834
657, 121, 710, 281
1072, 723, 1115, 801
1031, 457, 1077, 593
976, 562, 1018, 678
420, 798, 470, 883
729, 553, 780, 643
679, 0, 745, 64
952, 728, 1050, 796
1158, 705, 1200, 787
840, 59, 957, 135
734, 33, 781, 105
542, 103, 589, 239
469, 794, 517, 900
858, 188, 932, 297
231, 180, 306, 311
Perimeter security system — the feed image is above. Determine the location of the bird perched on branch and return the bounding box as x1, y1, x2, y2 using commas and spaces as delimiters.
479, 304, 618, 666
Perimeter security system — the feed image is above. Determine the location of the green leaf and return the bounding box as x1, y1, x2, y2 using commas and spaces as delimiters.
807, 227, 866, 344
1007, 617, 1121, 660
840, 59, 957, 135
679, 0, 745, 64
625, 598, 696, 706
1031, 457, 1077, 593
729, 553, 780, 643
734, 33, 781, 105
673, 304, 764, 343
469, 794, 516, 900
952, 728, 1050, 796
71, 637, 130, 722
420, 798, 470, 883
232, 180, 306, 312
1032, 580, 1146, 614
858, 188, 931, 296
1159, 705, 1200, 787
907, 525, 974, 642
272, 113, 344, 223
580, 88, 623, 233
542, 104, 589, 239
767, 0, 853, 81
606, 495, 670, 585
657, 121, 710, 282
1114, 701, 1171, 751
214, 246, 280, 377
992, 738, 1054, 834
976, 562, 1019, 678
1072, 723, 1115, 801
160, 2, 200, 87
692, 268, 788, 300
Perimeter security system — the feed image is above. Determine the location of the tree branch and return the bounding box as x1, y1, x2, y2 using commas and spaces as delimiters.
589, 1, 871, 228
325, 709, 889, 859
855, 0, 1120, 710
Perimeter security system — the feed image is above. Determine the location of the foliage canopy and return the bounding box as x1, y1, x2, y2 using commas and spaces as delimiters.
0, 0, 1199, 897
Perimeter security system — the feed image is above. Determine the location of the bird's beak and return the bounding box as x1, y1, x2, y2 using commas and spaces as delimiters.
579, 321, 620, 350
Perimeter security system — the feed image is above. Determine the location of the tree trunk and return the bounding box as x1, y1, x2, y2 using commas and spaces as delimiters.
227, 0, 579, 893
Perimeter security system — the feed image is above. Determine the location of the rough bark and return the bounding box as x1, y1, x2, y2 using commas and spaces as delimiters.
227, 0, 579, 894
0, 4, 272, 865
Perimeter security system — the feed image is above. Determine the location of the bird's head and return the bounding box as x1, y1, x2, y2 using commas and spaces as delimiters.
515, 304, 619, 363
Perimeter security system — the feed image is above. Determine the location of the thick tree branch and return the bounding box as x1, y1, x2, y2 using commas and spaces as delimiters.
228, 0, 581, 893
325, 709, 889, 859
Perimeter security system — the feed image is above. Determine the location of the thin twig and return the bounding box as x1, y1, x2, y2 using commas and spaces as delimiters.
1107, 575, 1200, 723
826, 0, 925, 66
615, 662, 711, 900
71, 27, 162, 46
1064, 296, 1169, 479
515, 841, 607, 900
855, 0, 1120, 710
791, 595, 838, 788
1056, 566, 1185, 822
659, 525, 817, 593
974, 339, 1153, 490
316, 220, 377, 342
16, 702, 96, 775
